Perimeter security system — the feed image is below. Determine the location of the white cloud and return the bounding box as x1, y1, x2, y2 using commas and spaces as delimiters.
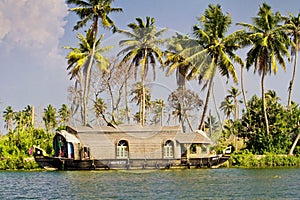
0, 0, 68, 68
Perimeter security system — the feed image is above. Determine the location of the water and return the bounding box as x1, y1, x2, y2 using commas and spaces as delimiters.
1, 168, 299, 199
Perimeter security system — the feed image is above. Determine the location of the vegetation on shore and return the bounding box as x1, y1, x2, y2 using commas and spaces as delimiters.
1, 1, 300, 170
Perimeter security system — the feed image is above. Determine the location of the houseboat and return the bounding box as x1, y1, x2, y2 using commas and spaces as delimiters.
33, 124, 231, 170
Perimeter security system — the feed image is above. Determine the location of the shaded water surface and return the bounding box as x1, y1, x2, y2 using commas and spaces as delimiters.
1, 168, 299, 199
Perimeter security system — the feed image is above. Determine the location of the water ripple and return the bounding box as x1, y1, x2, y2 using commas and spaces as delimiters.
0, 168, 299, 199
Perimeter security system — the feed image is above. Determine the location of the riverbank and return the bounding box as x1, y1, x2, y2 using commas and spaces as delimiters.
228, 151, 300, 168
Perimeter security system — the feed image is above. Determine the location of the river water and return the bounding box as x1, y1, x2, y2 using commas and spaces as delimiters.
0, 168, 299, 199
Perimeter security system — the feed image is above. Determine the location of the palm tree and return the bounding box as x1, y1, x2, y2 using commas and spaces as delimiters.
58, 104, 72, 126
220, 87, 242, 120
3, 106, 14, 131
220, 97, 234, 120
43, 105, 57, 132
227, 87, 241, 120
237, 2, 290, 135
67, 0, 122, 125
184, 4, 243, 130
151, 99, 165, 126
283, 12, 300, 107
205, 112, 219, 138
23, 105, 34, 127
117, 16, 167, 125
65, 30, 111, 125
130, 82, 152, 124
164, 33, 200, 131
164, 33, 197, 89
94, 97, 109, 125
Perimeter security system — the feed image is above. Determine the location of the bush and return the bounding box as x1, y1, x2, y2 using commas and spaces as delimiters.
230, 150, 300, 168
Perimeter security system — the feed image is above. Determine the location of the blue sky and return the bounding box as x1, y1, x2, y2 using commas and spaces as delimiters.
0, 0, 299, 132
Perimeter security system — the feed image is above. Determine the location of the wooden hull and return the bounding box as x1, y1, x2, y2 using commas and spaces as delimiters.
34, 155, 230, 170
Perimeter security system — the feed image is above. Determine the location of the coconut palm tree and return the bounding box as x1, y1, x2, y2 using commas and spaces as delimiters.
43, 105, 57, 132
65, 30, 111, 125
283, 12, 300, 107
237, 2, 290, 135
3, 106, 14, 131
58, 104, 72, 126
151, 99, 165, 126
183, 4, 244, 130
94, 97, 109, 125
164, 33, 197, 89
227, 87, 241, 120
130, 82, 152, 124
67, 0, 122, 125
117, 16, 167, 125
23, 105, 34, 127
220, 97, 234, 120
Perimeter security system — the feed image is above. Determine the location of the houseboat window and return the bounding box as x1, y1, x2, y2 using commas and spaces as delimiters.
190, 144, 197, 154
117, 140, 128, 158
83, 147, 90, 159
201, 144, 208, 154
164, 140, 174, 158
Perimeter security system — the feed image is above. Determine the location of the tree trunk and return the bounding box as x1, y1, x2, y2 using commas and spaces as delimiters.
107, 81, 117, 124
287, 39, 298, 107
83, 20, 98, 126
125, 78, 130, 123
141, 78, 145, 125
212, 83, 223, 130
241, 65, 248, 111
140, 49, 147, 126
199, 75, 215, 130
185, 112, 194, 132
261, 71, 270, 135
234, 98, 239, 121
160, 106, 163, 126
289, 132, 300, 155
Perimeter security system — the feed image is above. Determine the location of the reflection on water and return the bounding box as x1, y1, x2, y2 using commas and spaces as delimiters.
1, 168, 299, 199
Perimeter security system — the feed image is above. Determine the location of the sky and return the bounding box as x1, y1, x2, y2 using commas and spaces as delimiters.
0, 0, 299, 133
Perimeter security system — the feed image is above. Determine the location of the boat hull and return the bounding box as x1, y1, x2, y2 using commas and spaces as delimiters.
34, 155, 230, 170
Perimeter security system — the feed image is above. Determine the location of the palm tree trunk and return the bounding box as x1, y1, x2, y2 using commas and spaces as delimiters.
107, 82, 117, 123
212, 83, 223, 130
289, 132, 300, 155
287, 40, 298, 107
83, 20, 98, 126
125, 78, 130, 123
142, 81, 145, 125
199, 75, 215, 130
141, 50, 147, 126
241, 65, 248, 111
234, 98, 239, 120
160, 106, 164, 126
261, 71, 270, 135
185, 113, 194, 132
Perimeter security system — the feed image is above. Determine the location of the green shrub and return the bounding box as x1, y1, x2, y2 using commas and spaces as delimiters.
230, 150, 300, 168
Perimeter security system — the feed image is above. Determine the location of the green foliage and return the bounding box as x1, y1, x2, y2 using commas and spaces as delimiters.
43, 105, 57, 131
0, 127, 54, 170
225, 91, 299, 155
0, 106, 57, 170
230, 150, 300, 167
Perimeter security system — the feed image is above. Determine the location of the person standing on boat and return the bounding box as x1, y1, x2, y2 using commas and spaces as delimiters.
58, 138, 64, 157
